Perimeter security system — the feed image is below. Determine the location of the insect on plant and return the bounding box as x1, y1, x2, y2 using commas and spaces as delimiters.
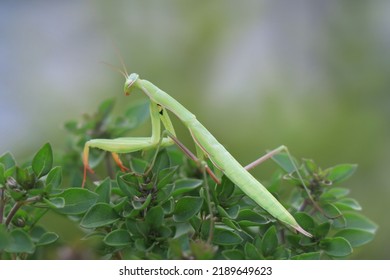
82, 62, 314, 238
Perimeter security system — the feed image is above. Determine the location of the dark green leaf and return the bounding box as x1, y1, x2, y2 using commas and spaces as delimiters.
315, 222, 331, 238
32, 143, 53, 177
237, 209, 268, 226
16, 166, 35, 190
291, 252, 321, 260
173, 196, 203, 222
245, 242, 261, 259
45, 166, 62, 191
146, 206, 164, 228
103, 229, 131, 246
132, 193, 152, 210
320, 237, 352, 257
213, 227, 243, 245
55, 188, 98, 215
334, 229, 375, 247
95, 177, 111, 203
129, 158, 149, 174
172, 178, 203, 197
0, 224, 10, 250
261, 226, 278, 256
294, 212, 315, 232
157, 166, 178, 190
6, 229, 35, 254
117, 173, 142, 198
80, 202, 119, 228
36, 232, 59, 246
325, 164, 357, 184
222, 249, 245, 260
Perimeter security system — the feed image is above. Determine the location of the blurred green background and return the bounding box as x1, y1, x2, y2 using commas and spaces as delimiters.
1, 1, 389, 259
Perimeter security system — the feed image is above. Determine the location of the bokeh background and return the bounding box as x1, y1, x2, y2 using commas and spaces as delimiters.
1, 1, 389, 259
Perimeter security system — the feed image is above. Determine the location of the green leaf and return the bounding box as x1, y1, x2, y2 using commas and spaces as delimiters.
320, 237, 352, 257
157, 166, 178, 190
325, 164, 357, 184
16, 166, 35, 190
80, 202, 119, 228
0, 152, 16, 170
222, 249, 245, 260
129, 158, 149, 174
321, 187, 350, 200
55, 188, 98, 215
334, 229, 375, 247
261, 226, 278, 256
245, 242, 261, 259
315, 222, 331, 238
103, 229, 131, 246
132, 193, 152, 210
145, 206, 164, 228
172, 179, 203, 197
0, 164, 5, 186
237, 209, 268, 226
32, 143, 53, 178
173, 196, 203, 222
334, 198, 362, 211
6, 229, 35, 254
213, 227, 243, 245
45, 166, 62, 191
95, 177, 111, 203
43, 197, 65, 209
36, 232, 59, 246
0, 224, 10, 250
294, 212, 315, 232
343, 212, 378, 233
292, 252, 321, 260
117, 173, 142, 198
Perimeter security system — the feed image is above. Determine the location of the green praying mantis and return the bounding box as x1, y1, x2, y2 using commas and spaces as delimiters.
82, 68, 313, 238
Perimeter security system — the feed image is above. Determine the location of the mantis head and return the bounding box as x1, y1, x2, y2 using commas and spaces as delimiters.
124, 73, 139, 96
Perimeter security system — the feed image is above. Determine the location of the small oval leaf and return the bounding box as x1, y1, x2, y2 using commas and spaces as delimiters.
80, 203, 119, 228
213, 227, 243, 245
334, 229, 375, 247
320, 237, 352, 257
103, 229, 131, 246
173, 196, 203, 222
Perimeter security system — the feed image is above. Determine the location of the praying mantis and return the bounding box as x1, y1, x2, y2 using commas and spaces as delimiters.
82, 70, 313, 238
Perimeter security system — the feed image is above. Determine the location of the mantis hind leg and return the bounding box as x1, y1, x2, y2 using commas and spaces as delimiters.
244, 145, 339, 219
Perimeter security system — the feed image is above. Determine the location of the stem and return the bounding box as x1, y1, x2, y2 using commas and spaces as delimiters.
5, 195, 42, 227
201, 164, 215, 244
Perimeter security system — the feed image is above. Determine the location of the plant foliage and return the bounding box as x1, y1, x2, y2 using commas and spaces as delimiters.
0, 99, 377, 259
